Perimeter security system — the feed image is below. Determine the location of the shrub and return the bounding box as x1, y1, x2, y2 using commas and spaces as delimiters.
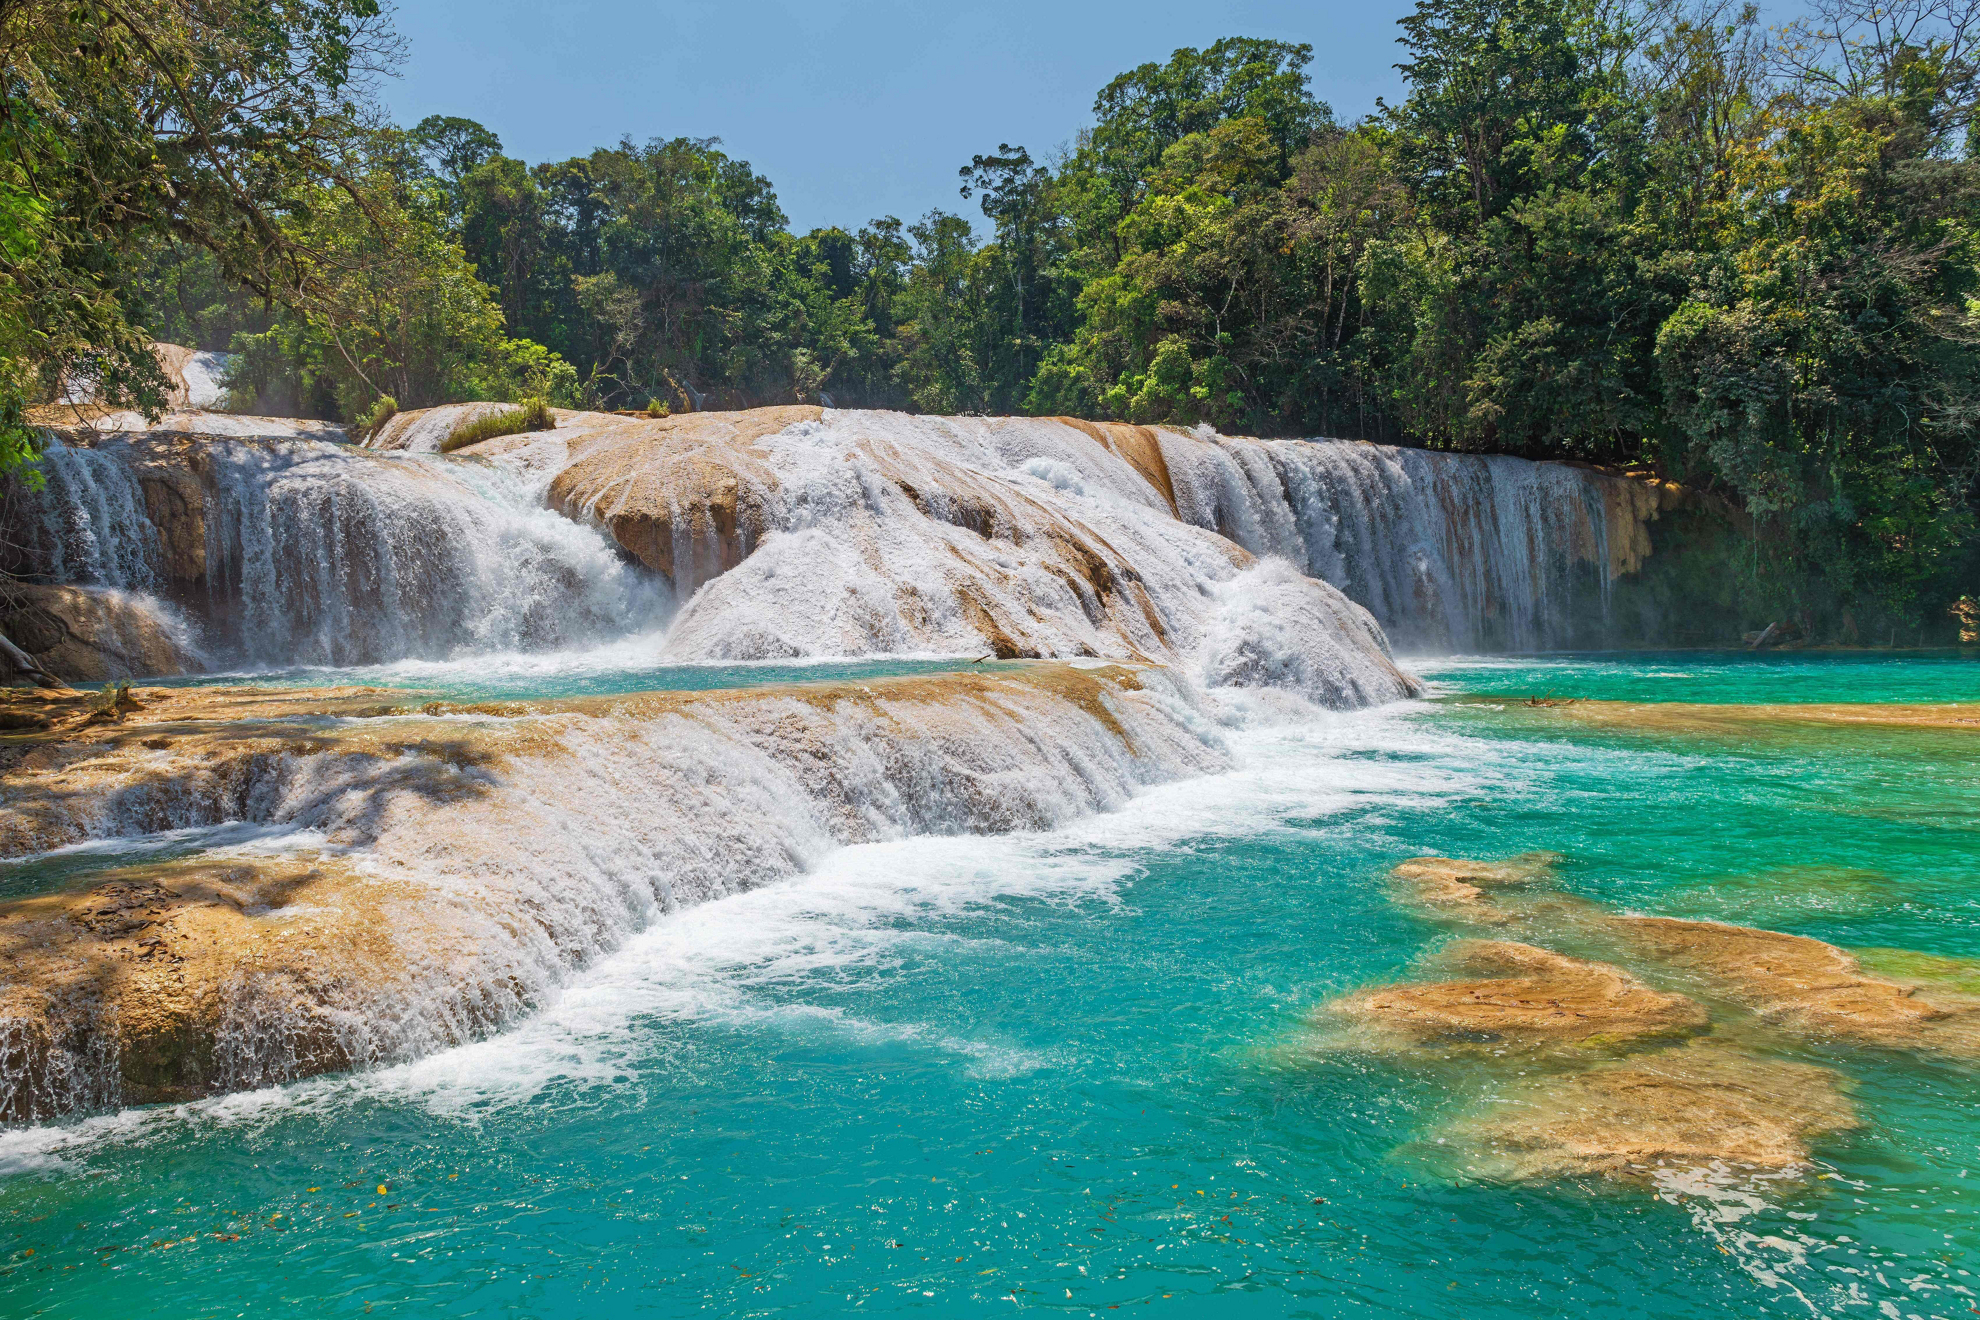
84, 681, 142, 725
644, 397, 669, 418
357, 394, 398, 442
438, 398, 554, 453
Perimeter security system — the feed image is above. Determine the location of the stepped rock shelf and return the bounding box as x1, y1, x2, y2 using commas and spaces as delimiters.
0, 664, 1235, 1122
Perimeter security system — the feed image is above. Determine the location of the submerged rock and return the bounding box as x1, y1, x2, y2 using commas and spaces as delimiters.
1356, 853, 1977, 1186
1388, 852, 1563, 908
1383, 854, 1980, 1060
1527, 699, 1980, 737
1613, 916, 1980, 1058
1325, 940, 1708, 1051
1444, 1038, 1859, 1183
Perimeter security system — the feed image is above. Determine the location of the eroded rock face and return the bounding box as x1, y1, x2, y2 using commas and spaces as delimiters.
1443, 1039, 1859, 1183
0, 584, 198, 683
542, 407, 815, 594
1324, 940, 1709, 1051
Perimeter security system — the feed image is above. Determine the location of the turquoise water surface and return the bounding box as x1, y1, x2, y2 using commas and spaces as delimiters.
145, 649, 1022, 703
2, 653, 1976, 1317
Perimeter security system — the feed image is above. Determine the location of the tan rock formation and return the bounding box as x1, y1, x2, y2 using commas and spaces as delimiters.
1325, 940, 1708, 1050
0, 584, 198, 684
1383, 854, 1980, 1059
0, 855, 465, 1120
26, 406, 347, 442
543, 407, 816, 592
0, 662, 1232, 1119
1612, 916, 1980, 1056
1530, 700, 1980, 738
1444, 1038, 1859, 1182
1050, 417, 1181, 515
1389, 852, 1563, 906
369, 403, 627, 453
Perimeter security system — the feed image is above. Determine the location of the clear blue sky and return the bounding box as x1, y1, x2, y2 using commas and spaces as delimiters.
385, 0, 1417, 234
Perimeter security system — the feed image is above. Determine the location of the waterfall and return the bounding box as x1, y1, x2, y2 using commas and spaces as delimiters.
9, 441, 164, 593
7, 436, 669, 668
7, 415, 1653, 682
1153, 430, 1629, 653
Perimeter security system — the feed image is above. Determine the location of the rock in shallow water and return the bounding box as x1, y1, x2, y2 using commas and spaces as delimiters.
1612, 916, 1980, 1058
1324, 940, 1709, 1052
1347, 852, 1980, 1185
1442, 1038, 1860, 1183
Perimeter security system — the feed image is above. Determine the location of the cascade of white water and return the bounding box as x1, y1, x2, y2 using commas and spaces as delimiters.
1150, 429, 1623, 652
0, 668, 1230, 1118
10, 441, 164, 593
14, 437, 670, 668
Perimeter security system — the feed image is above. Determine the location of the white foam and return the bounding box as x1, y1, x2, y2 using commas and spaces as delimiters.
0, 697, 1526, 1150
336, 700, 1486, 1115
17, 436, 671, 668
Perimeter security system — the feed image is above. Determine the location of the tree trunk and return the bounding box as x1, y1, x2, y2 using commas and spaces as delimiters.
0, 630, 68, 689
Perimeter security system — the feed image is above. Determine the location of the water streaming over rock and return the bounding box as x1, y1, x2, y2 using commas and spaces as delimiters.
1149, 427, 1652, 653
535, 410, 1657, 663
5, 435, 668, 668
0, 410, 1666, 1119
0, 667, 1230, 1120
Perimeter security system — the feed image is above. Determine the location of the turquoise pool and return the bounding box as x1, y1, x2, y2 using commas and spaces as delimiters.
2, 652, 1975, 1317
144, 649, 1025, 703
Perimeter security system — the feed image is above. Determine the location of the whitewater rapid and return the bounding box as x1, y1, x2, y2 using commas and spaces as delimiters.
0, 693, 1487, 1163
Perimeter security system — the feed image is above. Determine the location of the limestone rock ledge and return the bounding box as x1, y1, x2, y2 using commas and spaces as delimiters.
1, 584, 199, 685
0, 664, 1227, 1122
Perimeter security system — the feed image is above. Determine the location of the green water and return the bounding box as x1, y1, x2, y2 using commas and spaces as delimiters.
1415, 648, 1979, 704
3, 653, 1976, 1317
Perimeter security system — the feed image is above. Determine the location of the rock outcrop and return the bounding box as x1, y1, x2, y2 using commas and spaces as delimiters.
1443, 1039, 1859, 1182
538, 406, 816, 593
366, 403, 624, 453
1331, 852, 1980, 1185
0, 584, 198, 684
1324, 940, 1709, 1051
1386, 853, 1980, 1060
462, 409, 1422, 704
1613, 916, 1980, 1057
1529, 699, 1980, 738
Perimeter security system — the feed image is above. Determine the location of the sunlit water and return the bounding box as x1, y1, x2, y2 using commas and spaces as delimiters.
3, 652, 1977, 1317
